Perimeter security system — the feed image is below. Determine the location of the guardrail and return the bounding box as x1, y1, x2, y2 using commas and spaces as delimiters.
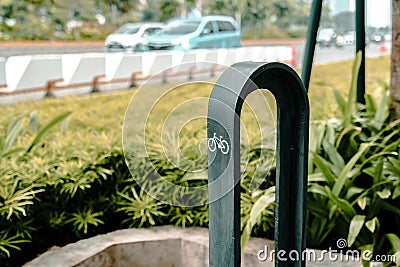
0, 46, 294, 105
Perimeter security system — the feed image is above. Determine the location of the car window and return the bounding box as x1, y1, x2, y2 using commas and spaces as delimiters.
203, 22, 214, 34
217, 21, 235, 32
117, 25, 140, 34
162, 21, 201, 34
144, 27, 162, 35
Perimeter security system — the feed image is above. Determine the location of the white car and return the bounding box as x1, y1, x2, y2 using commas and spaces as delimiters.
344, 31, 356, 45
105, 23, 164, 52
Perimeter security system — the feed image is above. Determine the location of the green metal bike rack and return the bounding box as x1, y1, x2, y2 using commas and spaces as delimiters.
207, 2, 368, 266
302, 0, 366, 103
208, 62, 309, 266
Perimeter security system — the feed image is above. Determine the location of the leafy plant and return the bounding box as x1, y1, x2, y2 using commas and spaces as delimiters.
66, 208, 104, 235
0, 111, 72, 261
0, 111, 72, 158
307, 53, 400, 266
116, 187, 166, 228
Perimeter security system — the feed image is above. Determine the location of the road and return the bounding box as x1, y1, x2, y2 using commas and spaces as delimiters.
0, 39, 391, 66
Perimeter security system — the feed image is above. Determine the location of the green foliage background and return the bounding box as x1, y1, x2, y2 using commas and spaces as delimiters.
0, 0, 327, 40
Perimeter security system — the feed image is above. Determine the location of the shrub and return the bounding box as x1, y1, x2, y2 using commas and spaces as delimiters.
307, 53, 400, 266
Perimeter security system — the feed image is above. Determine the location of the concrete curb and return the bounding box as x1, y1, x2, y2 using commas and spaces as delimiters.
24, 226, 375, 267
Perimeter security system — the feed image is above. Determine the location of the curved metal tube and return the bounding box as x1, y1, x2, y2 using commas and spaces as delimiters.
208, 62, 309, 267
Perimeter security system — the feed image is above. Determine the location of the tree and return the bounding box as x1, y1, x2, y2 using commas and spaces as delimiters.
391, 0, 400, 120
159, 0, 180, 21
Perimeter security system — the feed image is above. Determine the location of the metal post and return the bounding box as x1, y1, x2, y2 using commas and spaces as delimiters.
301, 0, 323, 91
208, 62, 309, 267
356, 0, 366, 104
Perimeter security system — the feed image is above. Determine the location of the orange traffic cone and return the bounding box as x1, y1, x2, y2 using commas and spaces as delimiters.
290, 45, 298, 67
379, 41, 386, 52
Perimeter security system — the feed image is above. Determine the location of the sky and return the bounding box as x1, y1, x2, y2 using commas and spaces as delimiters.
367, 0, 391, 28
328, 0, 391, 28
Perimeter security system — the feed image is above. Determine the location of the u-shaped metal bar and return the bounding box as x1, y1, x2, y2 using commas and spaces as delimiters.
208, 62, 309, 267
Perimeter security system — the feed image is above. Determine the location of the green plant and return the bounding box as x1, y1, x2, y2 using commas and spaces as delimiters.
307, 53, 400, 266
0, 111, 72, 261
116, 187, 166, 228
0, 111, 72, 158
66, 208, 104, 235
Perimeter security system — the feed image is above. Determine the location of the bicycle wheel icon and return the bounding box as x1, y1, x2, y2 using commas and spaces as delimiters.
208, 138, 217, 152
219, 140, 229, 154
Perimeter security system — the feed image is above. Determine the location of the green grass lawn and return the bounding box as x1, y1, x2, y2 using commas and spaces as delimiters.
0, 55, 390, 152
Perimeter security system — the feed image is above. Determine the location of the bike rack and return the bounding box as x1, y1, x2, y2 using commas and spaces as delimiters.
207, 2, 369, 265
302, 0, 366, 103
208, 62, 309, 266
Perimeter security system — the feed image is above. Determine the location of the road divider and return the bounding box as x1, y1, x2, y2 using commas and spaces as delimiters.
0, 46, 294, 105
48, 53, 106, 98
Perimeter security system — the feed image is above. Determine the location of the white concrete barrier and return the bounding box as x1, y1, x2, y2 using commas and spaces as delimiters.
5, 55, 62, 91
142, 52, 174, 76
193, 49, 219, 72
216, 48, 238, 67
50, 53, 105, 97
0, 55, 62, 104
0, 45, 293, 104
0, 57, 6, 87
276, 46, 292, 62
96, 53, 142, 92
170, 51, 197, 73
250, 47, 267, 62
233, 47, 253, 63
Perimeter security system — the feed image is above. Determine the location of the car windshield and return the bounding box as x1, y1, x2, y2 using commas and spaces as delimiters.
162, 20, 201, 34
117, 25, 140, 34
318, 29, 334, 37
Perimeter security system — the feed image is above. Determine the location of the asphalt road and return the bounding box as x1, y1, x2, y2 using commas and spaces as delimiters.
0, 40, 391, 66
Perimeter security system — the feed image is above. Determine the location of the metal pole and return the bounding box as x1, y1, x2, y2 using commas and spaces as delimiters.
356, 0, 366, 104
301, 0, 323, 91
208, 62, 309, 267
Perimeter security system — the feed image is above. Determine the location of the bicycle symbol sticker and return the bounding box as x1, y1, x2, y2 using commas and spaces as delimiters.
208, 133, 230, 154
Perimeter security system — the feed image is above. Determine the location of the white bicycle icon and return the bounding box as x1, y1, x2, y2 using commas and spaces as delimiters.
208, 133, 230, 154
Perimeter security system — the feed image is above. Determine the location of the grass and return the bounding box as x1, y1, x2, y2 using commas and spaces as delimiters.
0, 55, 390, 151
308, 55, 390, 120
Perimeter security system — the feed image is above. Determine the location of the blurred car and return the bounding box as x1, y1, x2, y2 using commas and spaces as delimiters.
105, 23, 164, 52
143, 15, 242, 51
317, 28, 342, 47
371, 31, 385, 43
371, 30, 392, 43
384, 32, 392, 41
344, 31, 356, 45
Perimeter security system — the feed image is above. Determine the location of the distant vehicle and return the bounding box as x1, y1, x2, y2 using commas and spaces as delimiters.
105, 23, 164, 52
317, 28, 342, 47
371, 30, 391, 43
344, 31, 356, 45
371, 31, 385, 43
143, 15, 242, 51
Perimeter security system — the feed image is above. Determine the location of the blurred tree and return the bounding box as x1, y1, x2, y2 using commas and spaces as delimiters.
333, 11, 355, 32
95, 0, 141, 25
203, 0, 311, 31
159, 0, 180, 21
142, 0, 161, 21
